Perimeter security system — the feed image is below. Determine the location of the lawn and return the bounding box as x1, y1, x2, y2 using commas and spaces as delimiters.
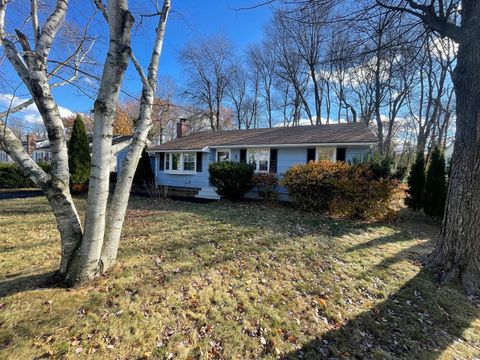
0, 196, 479, 359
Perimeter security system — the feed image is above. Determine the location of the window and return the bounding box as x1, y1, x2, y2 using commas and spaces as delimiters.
183, 153, 195, 171
317, 147, 336, 162
171, 153, 180, 170
217, 150, 230, 162
164, 152, 196, 173
247, 148, 269, 173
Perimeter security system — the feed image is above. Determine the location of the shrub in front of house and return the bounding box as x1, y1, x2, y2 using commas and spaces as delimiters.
330, 164, 400, 220
281, 160, 349, 210
251, 172, 278, 201
0, 162, 51, 189
365, 155, 407, 181
209, 161, 254, 200
282, 161, 400, 220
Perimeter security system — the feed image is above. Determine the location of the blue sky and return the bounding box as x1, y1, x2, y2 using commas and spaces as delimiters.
54, 0, 273, 114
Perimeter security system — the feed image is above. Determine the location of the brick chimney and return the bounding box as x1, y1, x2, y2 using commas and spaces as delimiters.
176, 118, 190, 138
26, 134, 36, 156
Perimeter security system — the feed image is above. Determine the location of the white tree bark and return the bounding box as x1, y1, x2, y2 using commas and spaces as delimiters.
0, 0, 83, 276
64, 0, 135, 284
101, 0, 171, 271
1, 0, 171, 285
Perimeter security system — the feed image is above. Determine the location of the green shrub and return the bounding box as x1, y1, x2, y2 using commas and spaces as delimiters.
281, 160, 349, 210
0, 162, 50, 189
405, 153, 425, 210
68, 115, 91, 188
282, 161, 399, 220
365, 155, 406, 181
423, 146, 447, 217
209, 161, 254, 200
251, 173, 278, 201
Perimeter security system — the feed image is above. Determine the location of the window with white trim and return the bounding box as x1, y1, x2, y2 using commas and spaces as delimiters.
247, 148, 269, 173
164, 152, 196, 173
217, 149, 230, 162
317, 147, 336, 162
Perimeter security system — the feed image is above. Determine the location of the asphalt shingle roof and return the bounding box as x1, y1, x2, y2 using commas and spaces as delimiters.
149, 123, 377, 151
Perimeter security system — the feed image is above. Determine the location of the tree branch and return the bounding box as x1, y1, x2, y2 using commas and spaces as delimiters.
376, 0, 464, 42
36, 0, 68, 59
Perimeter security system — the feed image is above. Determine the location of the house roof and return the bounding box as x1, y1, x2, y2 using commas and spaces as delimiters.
148, 123, 377, 152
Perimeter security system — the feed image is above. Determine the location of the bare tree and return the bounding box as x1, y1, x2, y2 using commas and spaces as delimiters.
266, 11, 313, 125
248, 42, 276, 127
281, 3, 329, 124
227, 64, 248, 129
180, 35, 235, 131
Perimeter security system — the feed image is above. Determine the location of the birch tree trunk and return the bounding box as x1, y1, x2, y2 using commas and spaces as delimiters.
101, 0, 171, 271
64, 0, 134, 284
0, 0, 83, 276
1, 0, 172, 286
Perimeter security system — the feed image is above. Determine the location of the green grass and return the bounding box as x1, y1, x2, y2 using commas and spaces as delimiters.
0, 196, 479, 359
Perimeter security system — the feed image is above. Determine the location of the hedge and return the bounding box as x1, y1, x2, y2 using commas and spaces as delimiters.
0, 162, 51, 189
282, 161, 400, 220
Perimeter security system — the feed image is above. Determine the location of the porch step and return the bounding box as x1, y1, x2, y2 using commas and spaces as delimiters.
195, 187, 221, 200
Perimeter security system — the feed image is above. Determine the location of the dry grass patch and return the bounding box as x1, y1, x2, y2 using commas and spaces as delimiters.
0, 196, 479, 359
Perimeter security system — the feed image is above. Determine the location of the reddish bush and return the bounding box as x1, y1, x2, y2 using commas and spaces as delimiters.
282, 161, 400, 220
251, 173, 278, 201
330, 165, 400, 220
281, 161, 349, 210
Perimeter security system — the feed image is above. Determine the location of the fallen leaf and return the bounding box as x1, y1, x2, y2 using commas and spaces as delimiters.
319, 298, 327, 309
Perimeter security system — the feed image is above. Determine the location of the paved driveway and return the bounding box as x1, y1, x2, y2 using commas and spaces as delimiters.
0, 189, 43, 200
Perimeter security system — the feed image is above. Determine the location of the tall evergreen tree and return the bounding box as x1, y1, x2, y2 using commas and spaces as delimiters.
405, 153, 425, 210
423, 146, 447, 217
68, 115, 91, 187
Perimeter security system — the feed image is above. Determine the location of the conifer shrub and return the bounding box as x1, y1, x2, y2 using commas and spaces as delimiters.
405, 153, 425, 210
423, 146, 447, 217
0, 162, 51, 188
209, 161, 254, 200
67, 115, 91, 191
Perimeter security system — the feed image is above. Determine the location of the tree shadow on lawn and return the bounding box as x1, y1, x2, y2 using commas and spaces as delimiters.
282, 242, 480, 360
0, 271, 63, 298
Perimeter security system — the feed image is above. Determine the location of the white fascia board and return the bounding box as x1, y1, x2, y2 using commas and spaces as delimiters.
148, 148, 209, 153
212, 142, 377, 148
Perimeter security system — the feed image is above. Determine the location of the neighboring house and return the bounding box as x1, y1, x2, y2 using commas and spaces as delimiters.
32, 135, 133, 172
444, 142, 454, 163
148, 122, 377, 200
1, 135, 38, 163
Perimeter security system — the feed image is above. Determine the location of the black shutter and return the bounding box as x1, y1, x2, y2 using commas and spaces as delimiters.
269, 148, 278, 173
336, 148, 346, 162
196, 152, 202, 172
307, 148, 316, 163
159, 153, 165, 170
240, 149, 247, 163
